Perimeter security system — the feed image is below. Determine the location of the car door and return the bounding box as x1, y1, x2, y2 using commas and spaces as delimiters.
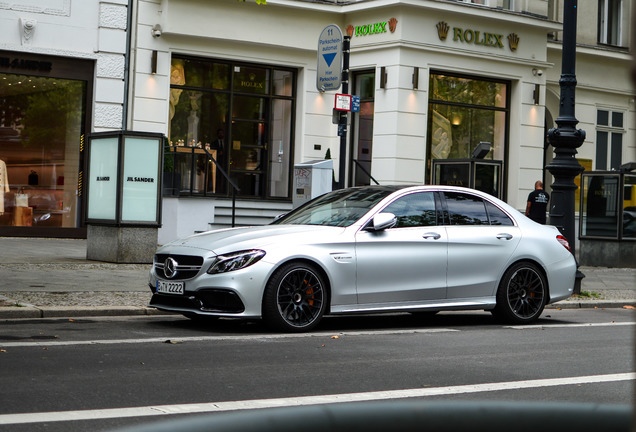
442, 191, 521, 299
354, 191, 448, 305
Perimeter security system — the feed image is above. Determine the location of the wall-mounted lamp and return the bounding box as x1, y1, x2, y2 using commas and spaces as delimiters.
412, 67, 419, 90
151, 50, 158, 74
380, 66, 387, 89
152, 24, 162, 38
533, 84, 540, 105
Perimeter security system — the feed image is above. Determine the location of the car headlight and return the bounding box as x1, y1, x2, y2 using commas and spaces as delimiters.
207, 250, 266, 274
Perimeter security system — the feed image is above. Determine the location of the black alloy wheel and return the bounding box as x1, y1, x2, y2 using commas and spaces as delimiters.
263, 262, 327, 332
492, 262, 547, 324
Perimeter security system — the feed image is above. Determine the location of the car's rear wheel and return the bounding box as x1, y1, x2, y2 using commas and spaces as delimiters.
263, 262, 327, 332
492, 262, 547, 324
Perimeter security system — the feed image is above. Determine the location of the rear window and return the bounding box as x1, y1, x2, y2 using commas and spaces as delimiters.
443, 192, 512, 226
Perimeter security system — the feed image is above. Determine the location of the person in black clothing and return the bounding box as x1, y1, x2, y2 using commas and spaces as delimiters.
525, 180, 550, 224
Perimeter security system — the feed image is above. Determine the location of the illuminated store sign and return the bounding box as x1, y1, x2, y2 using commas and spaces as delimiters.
345, 18, 398, 37
436, 21, 520, 52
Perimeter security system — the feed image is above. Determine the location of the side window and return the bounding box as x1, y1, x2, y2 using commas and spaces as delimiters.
383, 192, 437, 228
485, 201, 514, 226
444, 192, 489, 225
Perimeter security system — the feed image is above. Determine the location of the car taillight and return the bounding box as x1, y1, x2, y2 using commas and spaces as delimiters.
556, 235, 571, 253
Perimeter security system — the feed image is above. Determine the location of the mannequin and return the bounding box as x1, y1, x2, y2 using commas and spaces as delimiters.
0, 158, 8, 215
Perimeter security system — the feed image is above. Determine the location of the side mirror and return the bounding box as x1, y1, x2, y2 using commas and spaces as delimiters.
366, 212, 397, 231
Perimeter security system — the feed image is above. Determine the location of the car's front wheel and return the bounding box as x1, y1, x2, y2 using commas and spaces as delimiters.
492, 262, 547, 324
262, 262, 327, 332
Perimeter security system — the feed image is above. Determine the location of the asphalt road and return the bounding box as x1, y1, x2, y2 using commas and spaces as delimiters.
0, 308, 634, 432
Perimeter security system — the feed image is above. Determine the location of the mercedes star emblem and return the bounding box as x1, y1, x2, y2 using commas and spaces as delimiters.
164, 257, 178, 279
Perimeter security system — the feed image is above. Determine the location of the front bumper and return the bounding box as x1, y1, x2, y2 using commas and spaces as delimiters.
149, 285, 246, 315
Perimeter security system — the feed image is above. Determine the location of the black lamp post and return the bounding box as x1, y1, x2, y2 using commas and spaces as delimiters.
546, 0, 585, 293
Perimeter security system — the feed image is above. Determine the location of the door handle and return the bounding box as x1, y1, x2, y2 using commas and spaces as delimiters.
496, 233, 513, 240
422, 232, 441, 240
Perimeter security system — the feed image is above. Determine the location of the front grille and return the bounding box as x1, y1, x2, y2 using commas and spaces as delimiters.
154, 254, 205, 280
150, 289, 245, 314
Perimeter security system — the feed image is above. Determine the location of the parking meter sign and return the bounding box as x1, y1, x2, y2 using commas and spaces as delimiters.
335, 93, 351, 111
316, 25, 343, 92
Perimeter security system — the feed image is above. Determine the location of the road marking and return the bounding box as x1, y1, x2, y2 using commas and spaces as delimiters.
0, 372, 633, 425
1, 321, 634, 347
0, 328, 458, 348
506, 322, 636, 330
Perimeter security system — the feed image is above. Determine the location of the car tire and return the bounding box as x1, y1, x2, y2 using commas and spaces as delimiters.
492, 262, 547, 324
262, 262, 327, 332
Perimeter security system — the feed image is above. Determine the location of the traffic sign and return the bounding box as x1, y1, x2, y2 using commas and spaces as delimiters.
316, 24, 343, 92
351, 95, 360, 113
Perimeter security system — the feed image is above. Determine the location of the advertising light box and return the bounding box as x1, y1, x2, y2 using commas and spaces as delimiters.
87, 137, 118, 221
86, 131, 164, 226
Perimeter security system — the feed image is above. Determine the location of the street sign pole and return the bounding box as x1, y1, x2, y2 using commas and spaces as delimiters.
337, 35, 350, 190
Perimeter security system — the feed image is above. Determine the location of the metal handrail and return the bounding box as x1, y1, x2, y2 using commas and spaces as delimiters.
352, 159, 380, 185
163, 146, 241, 227
202, 148, 240, 227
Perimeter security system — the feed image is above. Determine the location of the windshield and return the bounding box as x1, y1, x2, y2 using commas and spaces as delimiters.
272, 187, 396, 227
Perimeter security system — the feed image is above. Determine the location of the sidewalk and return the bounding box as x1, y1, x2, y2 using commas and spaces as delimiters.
0, 237, 634, 319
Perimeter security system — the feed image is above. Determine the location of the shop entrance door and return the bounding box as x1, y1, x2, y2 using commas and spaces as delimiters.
351, 71, 375, 187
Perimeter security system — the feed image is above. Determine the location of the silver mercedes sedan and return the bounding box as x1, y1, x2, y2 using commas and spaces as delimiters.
148, 185, 576, 332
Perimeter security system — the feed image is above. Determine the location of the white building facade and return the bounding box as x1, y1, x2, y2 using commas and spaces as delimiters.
1, 0, 633, 244
131, 0, 634, 245
0, 0, 130, 237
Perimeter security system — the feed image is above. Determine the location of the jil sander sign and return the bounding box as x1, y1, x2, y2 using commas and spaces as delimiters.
0, 56, 52, 72
436, 21, 520, 52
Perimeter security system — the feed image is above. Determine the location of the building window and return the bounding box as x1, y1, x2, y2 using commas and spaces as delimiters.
168, 56, 295, 200
596, 109, 624, 170
427, 72, 509, 183
598, 0, 624, 47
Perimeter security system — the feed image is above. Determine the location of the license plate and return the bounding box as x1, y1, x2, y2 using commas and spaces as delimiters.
156, 280, 184, 295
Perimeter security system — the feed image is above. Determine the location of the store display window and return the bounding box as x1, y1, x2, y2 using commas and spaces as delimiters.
0, 72, 87, 229
427, 72, 509, 182
168, 56, 296, 200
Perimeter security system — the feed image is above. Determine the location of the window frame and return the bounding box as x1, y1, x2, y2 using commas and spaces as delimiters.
595, 108, 625, 171
598, 0, 624, 47
168, 55, 297, 201
426, 71, 510, 200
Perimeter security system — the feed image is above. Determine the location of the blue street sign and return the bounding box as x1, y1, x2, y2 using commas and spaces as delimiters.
316, 24, 343, 92
351, 95, 360, 113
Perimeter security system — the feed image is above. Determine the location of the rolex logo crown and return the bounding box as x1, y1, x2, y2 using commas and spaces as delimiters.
388, 17, 398, 33
508, 33, 520, 51
346, 25, 354, 37
436, 21, 449, 41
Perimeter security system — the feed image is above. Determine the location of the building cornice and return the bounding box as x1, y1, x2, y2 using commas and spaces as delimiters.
234, 0, 562, 31
547, 40, 632, 62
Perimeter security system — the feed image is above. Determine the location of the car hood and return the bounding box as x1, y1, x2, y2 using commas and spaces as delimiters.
159, 224, 346, 256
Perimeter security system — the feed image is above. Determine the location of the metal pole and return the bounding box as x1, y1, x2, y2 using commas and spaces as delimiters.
337, 35, 351, 190
546, 0, 585, 293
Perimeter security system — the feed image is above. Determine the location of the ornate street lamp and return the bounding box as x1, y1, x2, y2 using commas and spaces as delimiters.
546, 0, 585, 292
